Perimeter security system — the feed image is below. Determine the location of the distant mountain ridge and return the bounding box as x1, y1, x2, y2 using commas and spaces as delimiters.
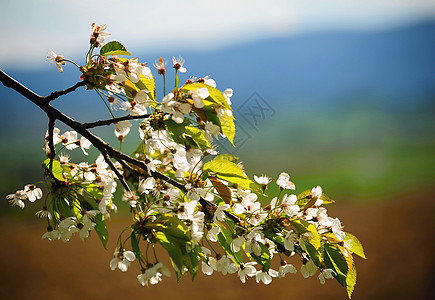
1, 19, 434, 126
181, 20, 435, 104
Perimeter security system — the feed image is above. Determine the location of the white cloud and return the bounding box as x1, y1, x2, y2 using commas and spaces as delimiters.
0, 0, 434, 69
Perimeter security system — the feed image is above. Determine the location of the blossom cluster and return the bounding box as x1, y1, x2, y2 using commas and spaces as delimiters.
7, 23, 364, 299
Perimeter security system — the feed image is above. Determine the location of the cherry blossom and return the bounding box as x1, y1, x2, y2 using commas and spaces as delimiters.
172, 56, 187, 73
110, 249, 136, 272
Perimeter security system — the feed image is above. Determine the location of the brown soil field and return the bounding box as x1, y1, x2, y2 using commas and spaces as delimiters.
1, 189, 434, 300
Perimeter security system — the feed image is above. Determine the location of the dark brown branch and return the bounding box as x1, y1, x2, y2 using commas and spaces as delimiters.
101, 150, 131, 192
0, 68, 180, 190
0, 68, 242, 224
83, 114, 151, 129
44, 81, 87, 102
47, 118, 56, 159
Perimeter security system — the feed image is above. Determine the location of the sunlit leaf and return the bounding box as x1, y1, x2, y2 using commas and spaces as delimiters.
184, 126, 211, 150
100, 41, 131, 56
94, 213, 109, 249
344, 233, 366, 259
43, 159, 67, 182
346, 262, 357, 298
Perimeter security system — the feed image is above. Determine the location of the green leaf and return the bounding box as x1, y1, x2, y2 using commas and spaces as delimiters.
203, 157, 246, 178
94, 213, 109, 249
290, 218, 322, 266
43, 159, 67, 182
346, 262, 357, 299
82, 184, 104, 200
185, 243, 201, 281
344, 233, 366, 259
216, 226, 244, 264
219, 113, 236, 146
131, 232, 142, 259
202, 155, 254, 188
156, 214, 190, 241
155, 231, 184, 280
165, 118, 193, 146
100, 41, 131, 56
213, 154, 239, 163
250, 242, 271, 271
181, 83, 231, 110
53, 197, 73, 218
184, 126, 211, 150
323, 243, 348, 286
136, 74, 156, 101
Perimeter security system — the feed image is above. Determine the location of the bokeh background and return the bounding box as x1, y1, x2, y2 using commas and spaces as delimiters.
1, 1, 434, 299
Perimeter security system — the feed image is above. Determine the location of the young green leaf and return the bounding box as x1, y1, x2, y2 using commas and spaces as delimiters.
43, 159, 67, 182
155, 231, 184, 281
323, 243, 349, 287
250, 242, 271, 271
181, 82, 231, 110
94, 213, 109, 249
184, 126, 211, 150
346, 262, 357, 299
219, 113, 235, 146
344, 233, 366, 259
100, 41, 131, 56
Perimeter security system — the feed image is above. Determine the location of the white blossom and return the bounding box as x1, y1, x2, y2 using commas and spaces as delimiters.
278, 264, 297, 278
284, 230, 298, 252
276, 172, 295, 190
331, 217, 346, 241
206, 226, 221, 242
216, 256, 238, 275
7, 190, 27, 208
281, 194, 300, 217
237, 262, 257, 283
191, 212, 205, 241
138, 177, 156, 195
110, 249, 136, 272
42, 229, 60, 241
202, 257, 217, 275
177, 200, 197, 220
24, 184, 42, 203
319, 268, 336, 284
311, 186, 323, 206
188, 87, 209, 108
255, 268, 278, 285
231, 236, 245, 253
213, 203, 230, 223
300, 259, 317, 278
47, 51, 65, 72
172, 56, 187, 73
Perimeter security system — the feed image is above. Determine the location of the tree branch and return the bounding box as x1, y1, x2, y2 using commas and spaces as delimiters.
47, 118, 56, 159
44, 81, 87, 102
101, 149, 131, 193
83, 114, 151, 129
0, 67, 242, 225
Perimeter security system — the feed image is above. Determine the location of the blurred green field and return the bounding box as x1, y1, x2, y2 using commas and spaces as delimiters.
235, 99, 435, 202
1, 96, 433, 215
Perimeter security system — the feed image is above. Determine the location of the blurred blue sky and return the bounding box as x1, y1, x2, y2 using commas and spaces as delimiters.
1, 0, 435, 69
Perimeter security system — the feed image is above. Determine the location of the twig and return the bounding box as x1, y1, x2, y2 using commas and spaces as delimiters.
83, 114, 151, 129
44, 81, 87, 102
101, 150, 131, 192
0, 68, 242, 225
47, 118, 56, 159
